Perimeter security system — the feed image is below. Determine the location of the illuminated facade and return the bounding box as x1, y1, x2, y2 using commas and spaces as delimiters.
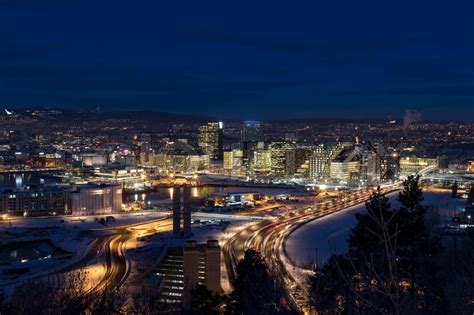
92, 166, 145, 188
241, 142, 271, 176
155, 141, 210, 173
0, 187, 69, 215
198, 122, 223, 161
309, 145, 327, 179
330, 160, 360, 183
294, 147, 311, 177
270, 141, 295, 177
468, 161, 474, 172
399, 156, 437, 178
308, 143, 351, 180
360, 148, 379, 184
81, 153, 107, 167
223, 149, 243, 175
70, 184, 122, 215
250, 149, 271, 175
329, 146, 361, 183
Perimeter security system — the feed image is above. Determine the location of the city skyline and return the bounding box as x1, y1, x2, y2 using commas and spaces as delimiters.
1, 2, 473, 314
1, 1, 473, 121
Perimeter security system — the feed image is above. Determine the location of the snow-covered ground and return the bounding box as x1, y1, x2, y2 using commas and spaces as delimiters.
0, 211, 170, 285
0, 207, 257, 295
0, 211, 169, 230
285, 191, 466, 268
125, 216, 256, 293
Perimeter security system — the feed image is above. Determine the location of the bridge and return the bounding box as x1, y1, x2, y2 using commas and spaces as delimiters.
416, 164, 437, 177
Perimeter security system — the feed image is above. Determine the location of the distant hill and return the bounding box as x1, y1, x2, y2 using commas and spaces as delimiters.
1, 107, 216, 125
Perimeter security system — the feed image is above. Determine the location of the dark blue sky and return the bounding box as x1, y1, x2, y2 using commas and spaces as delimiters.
1, 1, 473, 121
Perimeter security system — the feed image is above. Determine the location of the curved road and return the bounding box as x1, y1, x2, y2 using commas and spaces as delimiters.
223, 186, 398, 313
90, 218, 173, 292
61, 216, 173, 297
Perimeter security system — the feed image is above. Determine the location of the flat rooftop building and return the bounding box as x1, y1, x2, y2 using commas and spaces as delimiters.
151, 240, 221, 309
0, 186, 69, 215
70, 183, 122, 215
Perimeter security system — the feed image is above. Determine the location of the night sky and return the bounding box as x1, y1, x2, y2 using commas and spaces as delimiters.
1, 1, 473, 121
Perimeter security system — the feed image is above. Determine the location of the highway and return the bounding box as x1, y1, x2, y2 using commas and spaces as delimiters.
94, 218, 173, 292
223, 186, 398, 314
64, 216, 173, 297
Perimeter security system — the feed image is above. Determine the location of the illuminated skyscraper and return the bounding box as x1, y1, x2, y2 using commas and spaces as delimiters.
270, 141, 295, 177
251, 148, 271, 175
360, 147, 378, 184
309, 145, 327, 179
198, 122, 223, 161
223, 149, 243, 175
308, 143, 351, 180
242, 141, 271, 176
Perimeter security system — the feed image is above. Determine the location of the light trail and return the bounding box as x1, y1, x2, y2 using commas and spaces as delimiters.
222, 186, 399, 314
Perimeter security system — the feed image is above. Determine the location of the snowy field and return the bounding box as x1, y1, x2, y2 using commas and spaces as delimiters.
0, 209, 254, 287
0, 211, 171, 285
0, 211, 170, 230
285, 190, 466, 268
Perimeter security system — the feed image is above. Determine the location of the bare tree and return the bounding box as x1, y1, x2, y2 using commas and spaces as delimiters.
333, 196, 404, 314
442, 230, 474, 314
8, 269, 88, 315
128, 285, 177, 315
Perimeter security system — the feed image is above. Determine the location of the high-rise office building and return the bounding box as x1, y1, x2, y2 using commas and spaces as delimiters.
242, 141, 271, 176
309, 145, 327, 179
223, 151, 234, 173
251, 148, 272, 175
360, 147, 379, 184
241, 121, 262, 142
308, 143, 351, 180
198, 122, 223, 161
270, 141, 295, 177
223, 149, 243, 175
294, 147, 311, 176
